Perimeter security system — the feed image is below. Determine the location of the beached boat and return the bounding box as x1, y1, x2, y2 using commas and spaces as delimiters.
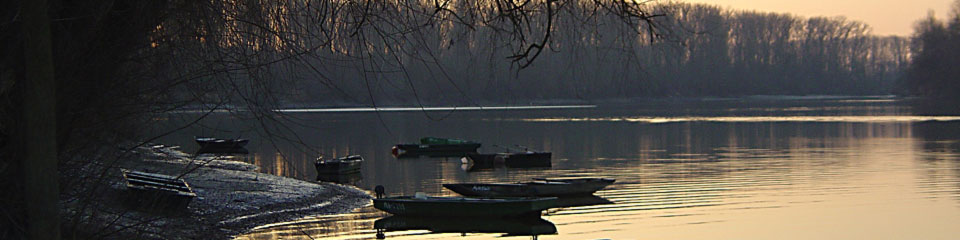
443, 177, 615, 197
315, 155, 363, 174
121, 169, 197, 210
373, 190, 556, 218
194, 136, 249, 149
374, 216, 557, 237
392, 137, 481, 157
460, 151, 552, 171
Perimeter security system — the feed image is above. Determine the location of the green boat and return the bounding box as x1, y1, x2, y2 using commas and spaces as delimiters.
373, 191, 556, 218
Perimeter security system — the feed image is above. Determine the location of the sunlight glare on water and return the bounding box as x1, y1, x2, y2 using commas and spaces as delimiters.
516, 116, 960, 123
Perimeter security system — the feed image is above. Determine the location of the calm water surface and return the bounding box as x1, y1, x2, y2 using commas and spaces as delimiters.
156, 98, 960, 239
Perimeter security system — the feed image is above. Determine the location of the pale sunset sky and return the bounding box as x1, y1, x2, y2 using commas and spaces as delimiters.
682, 0, 956, 36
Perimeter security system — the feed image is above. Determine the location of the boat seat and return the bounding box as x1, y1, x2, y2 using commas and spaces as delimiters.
414, 192, 428, 199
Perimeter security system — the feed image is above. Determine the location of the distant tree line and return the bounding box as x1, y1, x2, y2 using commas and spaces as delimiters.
638, 3, 909, 97
275, 2, 910, 106
903, 1, 960, 103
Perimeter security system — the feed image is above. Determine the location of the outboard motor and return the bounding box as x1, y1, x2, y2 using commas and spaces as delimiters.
376, 229, 386, 239
375, 185, 385, 199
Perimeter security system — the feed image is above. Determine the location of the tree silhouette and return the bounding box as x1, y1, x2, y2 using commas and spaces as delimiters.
904, 1, 960, 103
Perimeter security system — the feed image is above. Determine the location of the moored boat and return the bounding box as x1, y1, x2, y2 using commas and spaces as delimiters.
195, 136, 249, 149
315, 155, 363, 174
460, 153, 498, 169
443, 177, 615, 197
391, 137, 481, 157
373, 187, 556, 218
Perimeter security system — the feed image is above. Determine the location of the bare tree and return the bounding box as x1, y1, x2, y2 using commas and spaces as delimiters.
19, 0, 59, 239
0, 0, 666, 238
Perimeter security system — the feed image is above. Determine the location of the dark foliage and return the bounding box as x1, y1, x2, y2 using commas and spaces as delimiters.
903, 1, 960, 104
0, 0, 662, 238
2, 1, 170, 238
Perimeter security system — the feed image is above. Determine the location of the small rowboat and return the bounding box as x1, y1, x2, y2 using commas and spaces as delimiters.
315, 155, 363, 174
444, 177, 615, 197
121, 169, 197, 210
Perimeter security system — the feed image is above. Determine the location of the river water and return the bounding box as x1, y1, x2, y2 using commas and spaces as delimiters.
155, 97, 960, 239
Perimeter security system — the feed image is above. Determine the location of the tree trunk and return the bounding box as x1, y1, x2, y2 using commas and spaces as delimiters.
21, 0, 60, 238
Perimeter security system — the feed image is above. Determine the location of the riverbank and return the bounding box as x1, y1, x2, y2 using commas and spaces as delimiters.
87, 144, 371, 239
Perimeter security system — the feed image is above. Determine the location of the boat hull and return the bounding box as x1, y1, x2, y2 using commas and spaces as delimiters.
444, 178, 614, 197
315, 155, 363, 174
373, 196, 556, 218
121, 169, 196, 210
444, 183, 534, 197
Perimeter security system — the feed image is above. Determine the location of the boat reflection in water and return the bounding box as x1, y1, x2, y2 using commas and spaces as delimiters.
371, 195, 611, 239
459, 154, 552, 171
195, 146, 250, 155
373, 216, 557, 239
315, 171, 363, 185
550, 195, 613, 208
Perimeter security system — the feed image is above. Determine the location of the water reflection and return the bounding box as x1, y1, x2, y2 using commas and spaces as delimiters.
316, 172, 364, 185
373, 216, 557, 239
912, 122, 960, 203
515, 115, 960, 123
239, 207, 386, 240
195, 146, 250, 155
152, 99, 960, 239
550, 195, 613, 208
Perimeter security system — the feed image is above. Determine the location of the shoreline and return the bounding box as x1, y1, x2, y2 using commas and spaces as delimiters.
101, 144, 372, 239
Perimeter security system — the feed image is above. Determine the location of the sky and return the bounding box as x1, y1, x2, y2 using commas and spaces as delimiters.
682, 0, 956, 36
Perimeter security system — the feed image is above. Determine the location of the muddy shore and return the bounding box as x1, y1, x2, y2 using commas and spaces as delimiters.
92, 145, 372, 239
